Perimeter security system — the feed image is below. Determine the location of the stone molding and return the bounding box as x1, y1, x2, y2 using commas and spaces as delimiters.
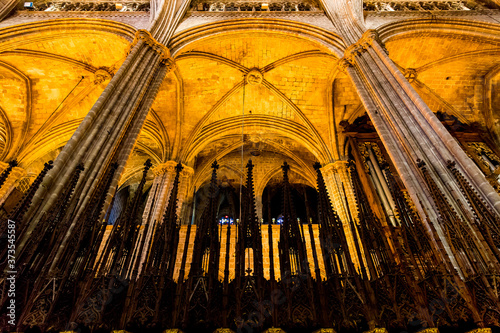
321, 161, 340, 174
365, 8, 499, 17
0, 17, 137, 43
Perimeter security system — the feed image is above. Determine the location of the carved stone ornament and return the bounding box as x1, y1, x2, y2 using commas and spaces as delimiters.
128, 29, 173, 65
94, 68, 112, 84
404, 68, 418, 83
246, 68, 263, 85
341, 30, 388, 67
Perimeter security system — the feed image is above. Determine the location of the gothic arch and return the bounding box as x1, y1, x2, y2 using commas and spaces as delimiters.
257, 164, 316, 199
377, 18, 500, 43
168, 18, 347, 57
172, 24, 342, 164
377, 18, 500, 128
189, 135, 317, 196
0, 60, 30, 161
0, 19, 136, 50
183, 115, 328, 163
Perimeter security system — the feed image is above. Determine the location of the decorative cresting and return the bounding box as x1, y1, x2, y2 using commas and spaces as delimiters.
190, 0, 321, 11
363, 0, 482, 10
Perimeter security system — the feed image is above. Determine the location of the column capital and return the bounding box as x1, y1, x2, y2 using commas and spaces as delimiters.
321, 162, 337, 175
321, 160, 349, 174
152, 161, 193, 177
152, 160, 177, 176
181, 165, 194, 178
129, 30, 175, 68
339, 29, 388, 69
358, 29, 385, 50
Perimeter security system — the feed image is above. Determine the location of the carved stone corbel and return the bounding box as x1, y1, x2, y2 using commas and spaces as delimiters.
93, 68, 113, 85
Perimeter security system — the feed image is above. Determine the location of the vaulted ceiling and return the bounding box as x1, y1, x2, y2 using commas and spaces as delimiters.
1, 18, 500, 195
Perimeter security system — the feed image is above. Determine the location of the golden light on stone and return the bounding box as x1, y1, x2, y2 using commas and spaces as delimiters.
246, 68, 263, 86
3, 0, 500, 332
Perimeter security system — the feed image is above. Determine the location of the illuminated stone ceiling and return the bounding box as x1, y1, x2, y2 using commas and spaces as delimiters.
0, 17, 500, 194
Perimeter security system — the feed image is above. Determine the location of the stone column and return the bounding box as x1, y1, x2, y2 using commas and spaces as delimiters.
143, 161, 194, 225
138, 161, 193, 271
255, 195, 263, 222
339, 30, 500, 275
321, 160, 363, 267
19, 30, 175, 255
